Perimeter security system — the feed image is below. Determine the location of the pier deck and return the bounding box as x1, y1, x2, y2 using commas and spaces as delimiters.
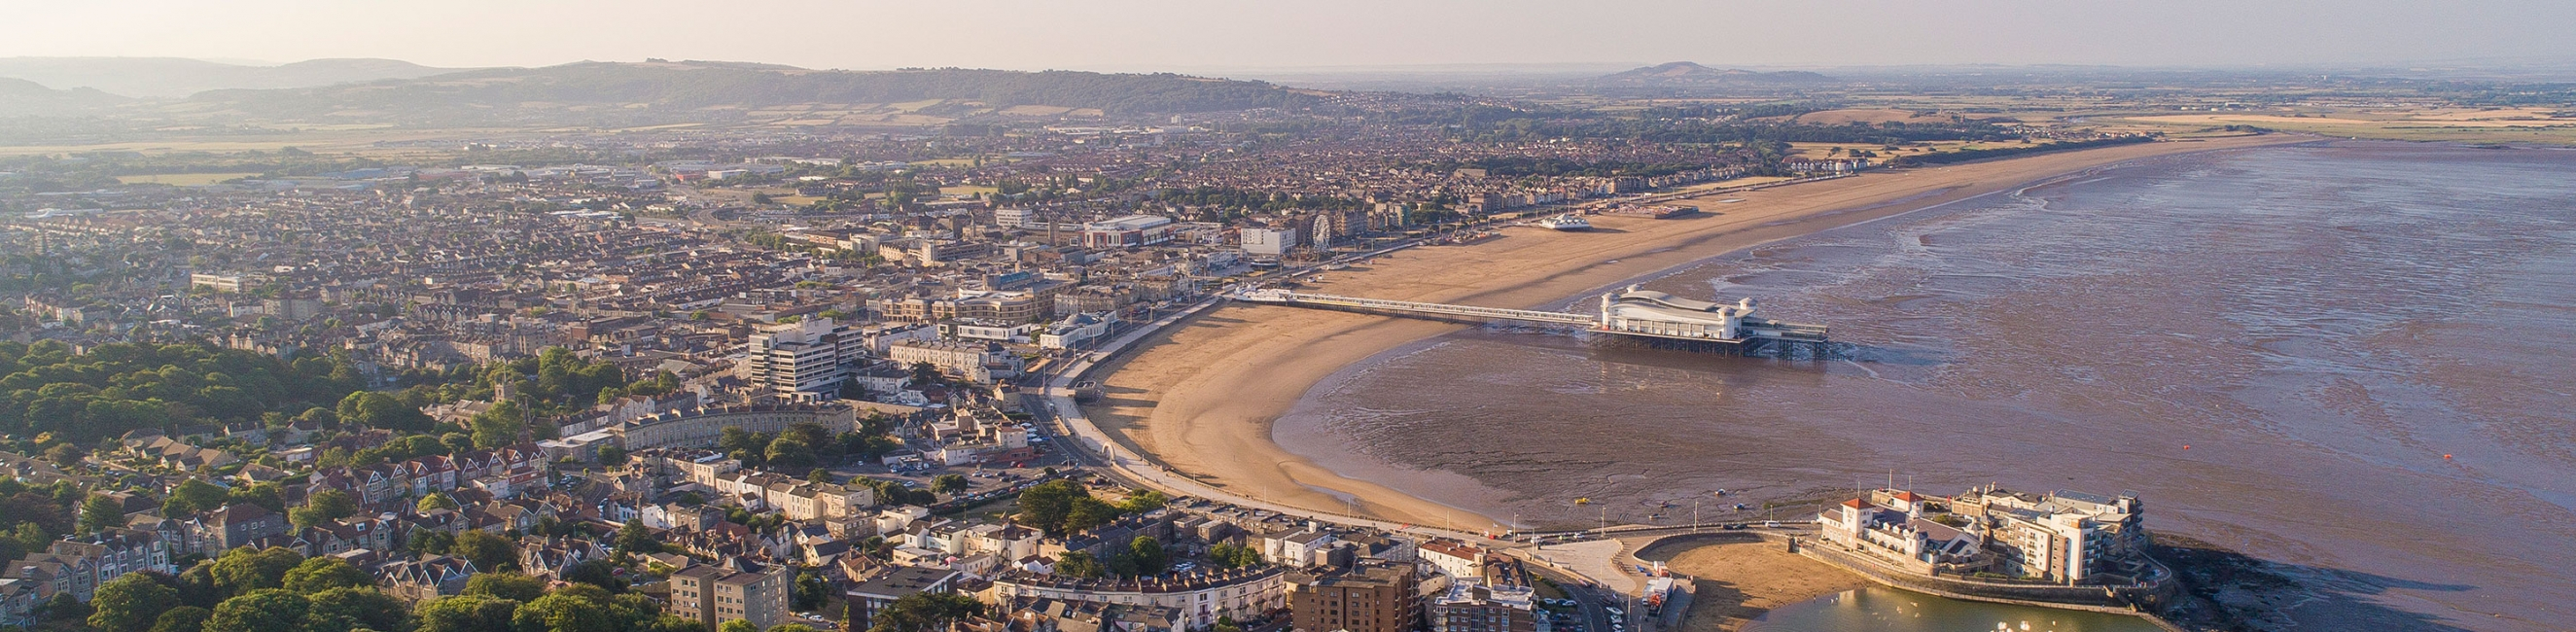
1234, 289, 1831, 355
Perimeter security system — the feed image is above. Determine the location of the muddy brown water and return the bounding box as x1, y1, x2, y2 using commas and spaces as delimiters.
1275, 143, 2576, 630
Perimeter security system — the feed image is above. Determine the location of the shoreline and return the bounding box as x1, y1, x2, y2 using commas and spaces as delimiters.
1077, 133, 2317, 531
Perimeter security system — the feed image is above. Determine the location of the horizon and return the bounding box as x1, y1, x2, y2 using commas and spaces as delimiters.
6, 0, 2574, 75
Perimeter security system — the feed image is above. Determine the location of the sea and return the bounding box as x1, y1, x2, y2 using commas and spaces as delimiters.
1272, 142, 2576, 631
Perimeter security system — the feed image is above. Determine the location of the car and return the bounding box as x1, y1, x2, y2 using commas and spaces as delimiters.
1762, 520, 1782, 528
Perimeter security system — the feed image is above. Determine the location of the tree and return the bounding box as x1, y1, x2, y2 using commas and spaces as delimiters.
462, 572, 546, 602
227, 482, 285, 513
930, 474, 969, 496
639, 615, 707, 632
562, 559, 626, 594
149, 606, 212, 632
418, 492, 460, 512
765, 435, 816, 470
1129, 536, 1167, 576
176, 562, 225, 609
512, 592, 617, 632
81, 493, 124, 533
415, 594, 521, 632
338, 391, 434, 432
909, 362, 939, 385
45, 442, 84, 469
614, 520, 659, 556
453, 531, 520, 574
88, 573, 182, 632
772, 625, 821, 632
1207, 544, 1243, 570
409, 528, 456, 555
1117, 489, 1167, 512
292, 489, 359, 529
306, 586, 407, 632
38, 590, 89, 623
1206, 543, 1264, 570
201, 589, 308, 632
1226, 544, 1263, 569
163, 478, 229, 517
1054, 550, 1105, 579
1063, 497, 1120, 534
1016, 479, 1088, 536
210, 546, 303, 596
868, 592, 984, 632
793, 571, 830, 612
282, 556, 372, 592
719, 427, 763, 462
718, 620, 759, 632
471, 400, 526, 448
441, 433, 476, 454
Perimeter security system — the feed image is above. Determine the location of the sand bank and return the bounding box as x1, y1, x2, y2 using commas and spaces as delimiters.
1079, 134, 2311, 530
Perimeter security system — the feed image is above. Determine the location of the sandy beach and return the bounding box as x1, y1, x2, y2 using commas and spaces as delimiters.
1637, 536, 1871, 632
1078, 133, 2311, 531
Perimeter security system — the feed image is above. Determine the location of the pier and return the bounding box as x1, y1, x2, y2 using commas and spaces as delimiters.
1234, 285, 1831, 356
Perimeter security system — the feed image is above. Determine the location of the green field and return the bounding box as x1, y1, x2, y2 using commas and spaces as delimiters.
117, 172, 262, 186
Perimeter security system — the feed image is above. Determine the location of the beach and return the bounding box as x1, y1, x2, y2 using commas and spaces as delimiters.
1077, 133, 2310, 532
1636, 536, 1871, 632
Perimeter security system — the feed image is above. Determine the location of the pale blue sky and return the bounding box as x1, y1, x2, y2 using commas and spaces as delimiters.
4, 0, 2570, 71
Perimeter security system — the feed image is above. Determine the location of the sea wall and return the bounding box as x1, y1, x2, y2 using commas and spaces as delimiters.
1796, 539, 2181, 614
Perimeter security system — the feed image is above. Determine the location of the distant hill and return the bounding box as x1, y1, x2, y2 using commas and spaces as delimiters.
176, 61, 1323, 123
0, 77, 129, 116
0, 56, 462, 98
1593, 62, 1836, 88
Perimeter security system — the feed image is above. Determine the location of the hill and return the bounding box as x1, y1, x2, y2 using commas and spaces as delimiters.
178, 61, 1323, 124
1593, 61, 1836, 89
0, 77, 130, 117
0, 56, 460, 98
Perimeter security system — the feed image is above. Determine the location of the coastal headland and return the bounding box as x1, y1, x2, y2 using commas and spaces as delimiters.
1080, 133, 2308, 532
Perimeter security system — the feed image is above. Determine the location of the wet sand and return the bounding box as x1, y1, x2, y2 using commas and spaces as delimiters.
1079, 134, 2310, 530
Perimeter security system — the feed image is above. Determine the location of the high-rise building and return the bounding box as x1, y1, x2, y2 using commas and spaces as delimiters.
742, 318, 867, 395
670, 561, 792, 631
1288, 561, 1421, 632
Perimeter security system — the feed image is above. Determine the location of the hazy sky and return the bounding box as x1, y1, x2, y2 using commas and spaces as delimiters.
5, 0, 2572, 71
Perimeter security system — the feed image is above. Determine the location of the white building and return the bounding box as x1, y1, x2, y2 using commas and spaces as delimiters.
1240, 228, 1299, 256
1419, 540, 1487, 579
886, 339, 1021, 384
1597, 286, 1753, 340
1039, 312, 1117, 350
1262, 529, 1338, 565
741, 318, 868, 395
1081, 215, 1175, 248
979, 568, 1288, 632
